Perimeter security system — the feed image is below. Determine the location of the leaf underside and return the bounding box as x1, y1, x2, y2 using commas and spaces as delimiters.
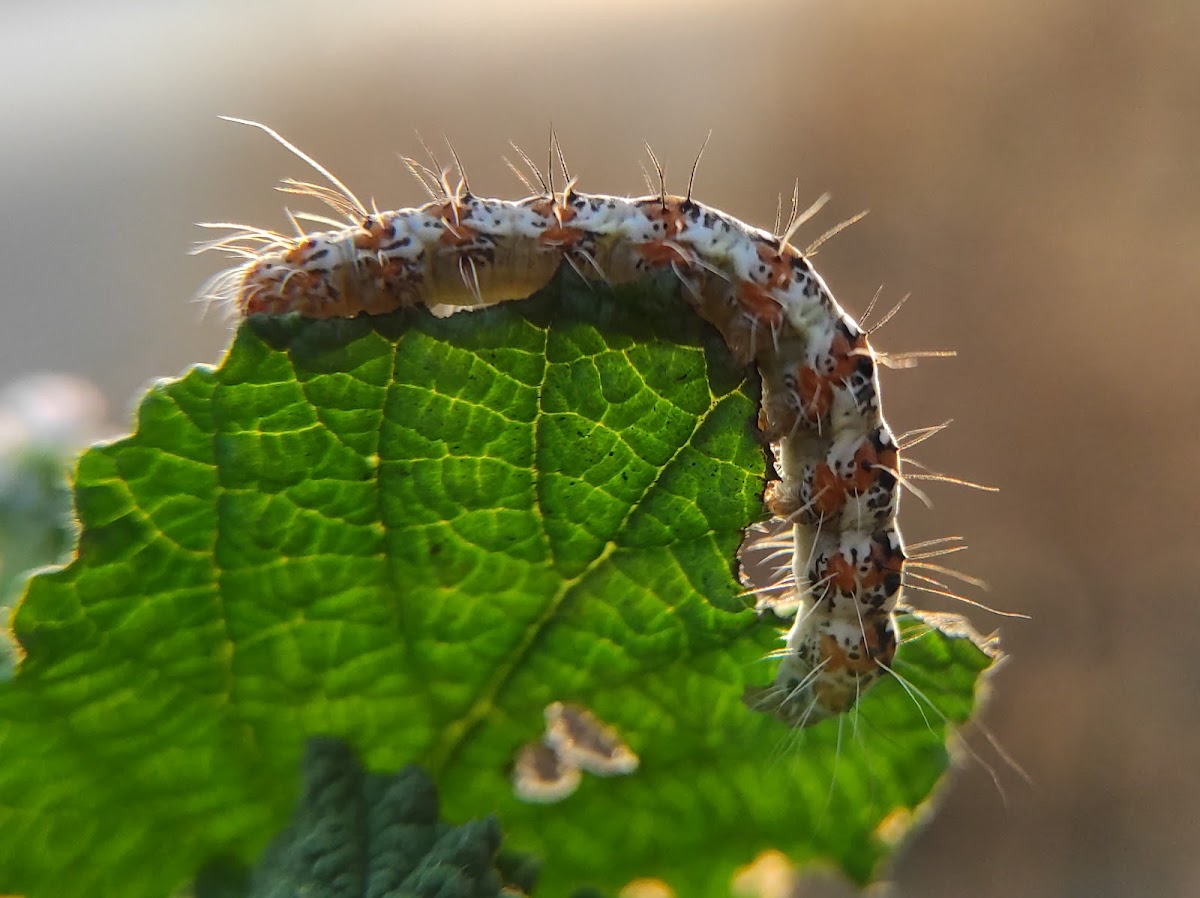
0, 272, 994, 897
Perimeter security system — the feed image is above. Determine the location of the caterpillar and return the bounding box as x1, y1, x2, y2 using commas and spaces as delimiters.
198, 118, 969, 732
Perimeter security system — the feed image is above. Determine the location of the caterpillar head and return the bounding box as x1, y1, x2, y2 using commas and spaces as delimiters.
745, 608, 898, 727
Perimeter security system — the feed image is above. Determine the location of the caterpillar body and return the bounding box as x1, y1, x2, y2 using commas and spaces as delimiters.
200, 120, 918, 729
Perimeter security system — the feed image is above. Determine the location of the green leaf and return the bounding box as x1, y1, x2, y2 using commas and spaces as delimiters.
193, 737, 521, 898
0, 273, 996, 897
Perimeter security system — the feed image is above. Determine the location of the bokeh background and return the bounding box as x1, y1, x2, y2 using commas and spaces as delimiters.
1, 0, 1197, 895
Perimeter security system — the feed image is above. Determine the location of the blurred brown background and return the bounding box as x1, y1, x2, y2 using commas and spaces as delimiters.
1, 0, 1197, 895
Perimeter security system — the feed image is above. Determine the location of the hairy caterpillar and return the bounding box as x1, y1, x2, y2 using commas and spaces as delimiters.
198, 119, 989, 733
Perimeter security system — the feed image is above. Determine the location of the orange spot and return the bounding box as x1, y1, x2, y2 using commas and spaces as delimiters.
820, 631, 885, 680
362, 256, 409, 288
818, 634, 853, 674
754, 243, 792, 289
643, 200, 689, 238
846, 440, 882, 493
736, 282, 783, 326
636, 240, 689, 267
829, 327, 870, 380
539, 223, 585, 249
810, 463, 845, 518
438, 221, 479, 248
353, 216, 397, 251
283, 239, 316, 266
530, 196, 577, 223
795, 366, 832, 421
861, 539, 905, 589
824, 552, 857, 595
407, 201, 480, 248
843, 435, 898, 494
